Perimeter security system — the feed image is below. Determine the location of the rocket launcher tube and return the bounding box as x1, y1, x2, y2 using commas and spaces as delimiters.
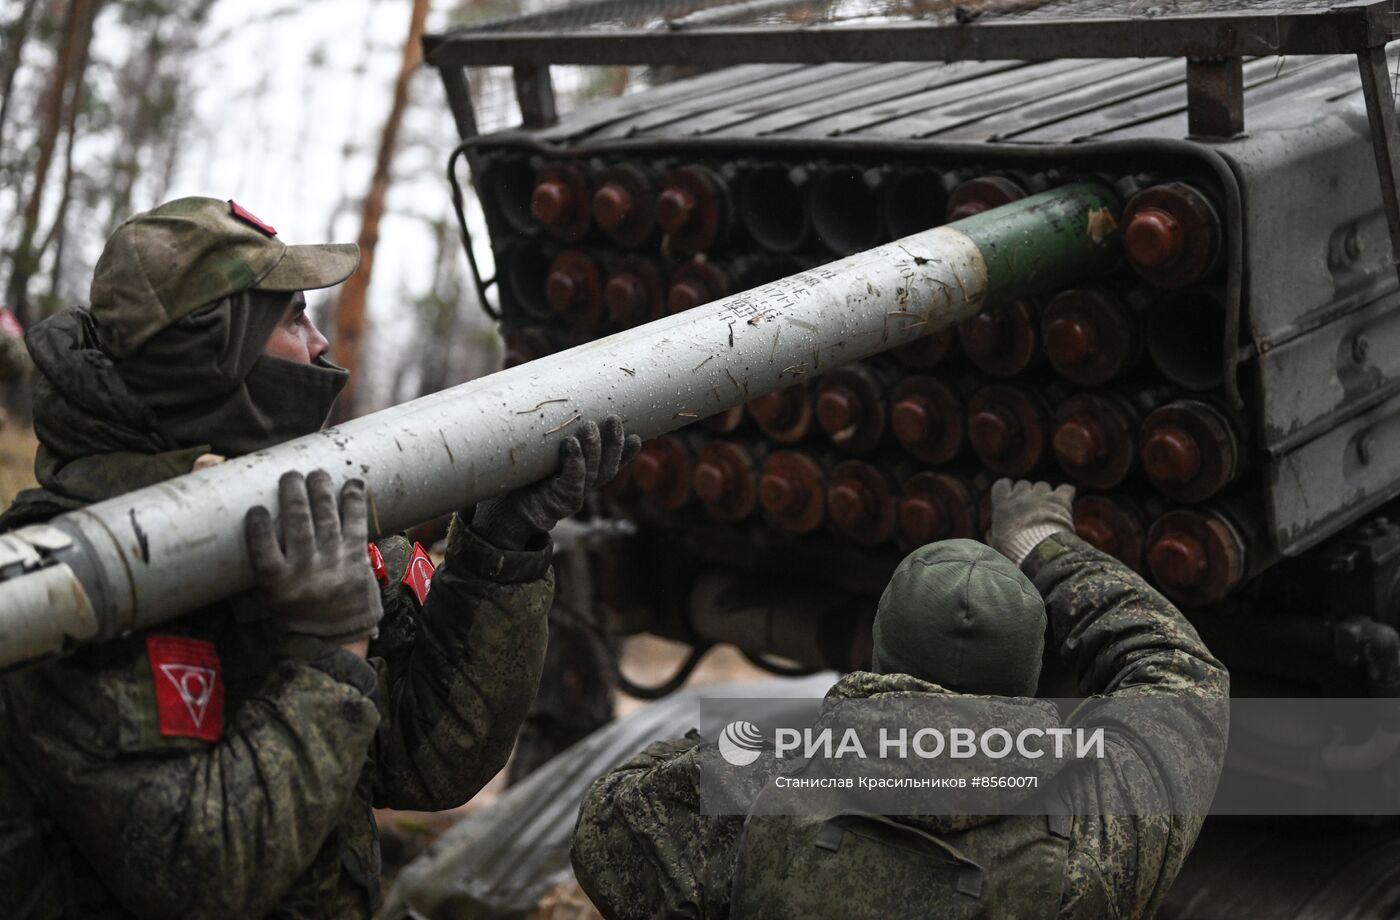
0, 181, 1119, 671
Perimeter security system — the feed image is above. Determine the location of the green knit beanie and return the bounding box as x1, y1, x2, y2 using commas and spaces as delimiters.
871, 539, 1046, 697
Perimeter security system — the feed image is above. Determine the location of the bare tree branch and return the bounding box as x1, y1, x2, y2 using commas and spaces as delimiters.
329, 0, 432, 420
7, 0, 102, 326
45, 0, 100, 309
0, 0, 42, 158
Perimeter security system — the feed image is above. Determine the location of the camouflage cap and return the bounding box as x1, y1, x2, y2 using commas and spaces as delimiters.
872, 539, 1046, 697
89, 197, 360, 358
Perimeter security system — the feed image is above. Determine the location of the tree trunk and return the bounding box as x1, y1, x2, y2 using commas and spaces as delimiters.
0, 0, 41, 158
46, 115, 81, 306
6, 0, 100, 328
45, 0, 99, 309
330, 0, 432, 420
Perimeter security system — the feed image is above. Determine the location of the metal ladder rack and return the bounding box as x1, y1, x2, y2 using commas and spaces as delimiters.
422, 0, 1400, 283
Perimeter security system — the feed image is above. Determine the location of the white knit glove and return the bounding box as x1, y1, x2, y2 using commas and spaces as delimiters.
987, 478, 1076, 567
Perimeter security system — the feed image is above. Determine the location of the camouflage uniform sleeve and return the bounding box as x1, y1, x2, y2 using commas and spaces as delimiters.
1022, 532, 1229, 700
1022, 533, 1229, 920
0, 635, 380, 920
369, 511, 554, 811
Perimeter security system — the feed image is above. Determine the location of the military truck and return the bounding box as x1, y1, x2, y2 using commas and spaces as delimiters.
409, 0, 1400, 914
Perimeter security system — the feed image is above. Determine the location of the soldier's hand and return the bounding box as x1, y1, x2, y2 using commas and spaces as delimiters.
987, 478, 1076, 567
245, 470, 383, 642
472, 415, 642, 550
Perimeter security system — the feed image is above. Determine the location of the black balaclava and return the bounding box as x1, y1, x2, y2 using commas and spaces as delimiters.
115, 289, 348, 456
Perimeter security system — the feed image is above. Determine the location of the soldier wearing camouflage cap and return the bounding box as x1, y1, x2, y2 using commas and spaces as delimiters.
571, 479, 1229, 920
0, 197, 639, 919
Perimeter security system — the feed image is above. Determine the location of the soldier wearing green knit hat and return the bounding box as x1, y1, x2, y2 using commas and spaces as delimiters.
572, 477, 1230, 920
871, 537, 1048, 698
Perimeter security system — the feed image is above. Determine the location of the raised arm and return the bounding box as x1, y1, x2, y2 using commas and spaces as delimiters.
988, 479, 1229, 920
370, 416, 640, 810
1024, 532, 1228, 700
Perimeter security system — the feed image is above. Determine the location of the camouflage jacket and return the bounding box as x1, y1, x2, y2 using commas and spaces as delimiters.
0, 514, 554, 920
571, 534, 1228, 920
1024, 532, 1229, 920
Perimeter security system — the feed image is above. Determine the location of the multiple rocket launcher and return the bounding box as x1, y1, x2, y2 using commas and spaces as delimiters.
485, 149, 1252, 609
465, 51, 1400, 702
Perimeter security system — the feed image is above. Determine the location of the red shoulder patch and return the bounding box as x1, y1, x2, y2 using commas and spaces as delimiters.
146, 635, 224, 742
228, 200, 277, 237
367, 542, 389, 585
402, 542, 435, 606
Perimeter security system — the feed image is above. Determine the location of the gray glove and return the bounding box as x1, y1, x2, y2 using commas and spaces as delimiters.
473, 415, 642, 550
245, 470, 383, 642
987, 478, 1076, 567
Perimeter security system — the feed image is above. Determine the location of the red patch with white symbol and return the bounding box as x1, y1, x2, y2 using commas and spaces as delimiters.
367, 542, 388, 585
402, 542, 435, 606
228, 200, 277, 237
146, 634, 224, 742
